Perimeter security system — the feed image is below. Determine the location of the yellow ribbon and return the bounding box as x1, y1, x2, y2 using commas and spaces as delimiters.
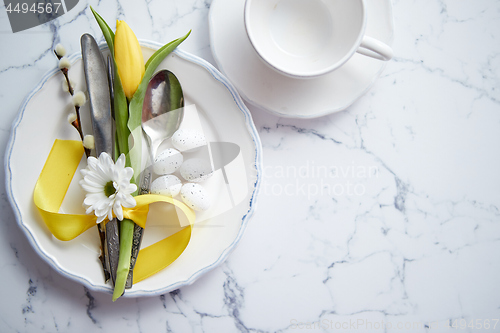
33, 139, 195, 284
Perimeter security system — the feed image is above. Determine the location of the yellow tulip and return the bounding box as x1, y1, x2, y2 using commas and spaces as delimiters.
114, 20, 145, 99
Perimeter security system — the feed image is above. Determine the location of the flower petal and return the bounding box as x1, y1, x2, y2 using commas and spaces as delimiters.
116, 154, 126, 170
113, 203, 124, 221
114, 20, 145, 99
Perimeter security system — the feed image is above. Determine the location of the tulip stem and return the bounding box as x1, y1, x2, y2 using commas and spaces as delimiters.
112, 218, 135, 301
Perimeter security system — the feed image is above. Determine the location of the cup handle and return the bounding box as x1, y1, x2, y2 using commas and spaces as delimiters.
357, 36, 393, 61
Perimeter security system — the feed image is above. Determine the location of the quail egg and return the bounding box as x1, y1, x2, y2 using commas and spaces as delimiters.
172, 129, 207, 152
154, 148, 183, 175
180, 158, 213, 182
151, 175, 182, 197
180, 183, 211, 211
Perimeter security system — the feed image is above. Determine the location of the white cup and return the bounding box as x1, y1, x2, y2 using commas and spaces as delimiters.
244, 0, 393, 79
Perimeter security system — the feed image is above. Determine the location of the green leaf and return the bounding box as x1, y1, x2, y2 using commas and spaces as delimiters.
90, 6, 115, 55
144, 30, 191, 71
113, 68, 131, 163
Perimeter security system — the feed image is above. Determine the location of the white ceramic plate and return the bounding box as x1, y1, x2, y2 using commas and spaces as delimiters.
209, 0, 394, 118
5, 42, 263, 297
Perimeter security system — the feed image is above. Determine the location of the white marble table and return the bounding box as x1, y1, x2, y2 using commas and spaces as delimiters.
1, 0, 500, 332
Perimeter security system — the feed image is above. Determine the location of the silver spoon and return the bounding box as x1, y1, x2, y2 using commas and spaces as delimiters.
141, 69, 184, 162
126, 69, 184, 288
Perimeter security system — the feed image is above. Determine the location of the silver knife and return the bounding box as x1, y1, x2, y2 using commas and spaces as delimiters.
81, 34, 113, 155
81, 34, 119, 285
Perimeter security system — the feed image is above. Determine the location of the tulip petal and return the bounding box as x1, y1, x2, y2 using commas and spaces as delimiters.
114, 20, 145, 99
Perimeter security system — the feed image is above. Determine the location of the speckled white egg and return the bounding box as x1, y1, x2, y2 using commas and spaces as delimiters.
180, 158, 213, 182
171, 129, 207, 152
153, 148, 183, 175
151, 175, 182, 197
180, 183, 211, 211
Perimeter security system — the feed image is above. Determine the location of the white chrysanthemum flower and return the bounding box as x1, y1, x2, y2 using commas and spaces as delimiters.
79, 153, 137, 223
59, 57, 71, 70
83, 135, 95, 150
55, 43, 66, 57
72, 91, 86, 107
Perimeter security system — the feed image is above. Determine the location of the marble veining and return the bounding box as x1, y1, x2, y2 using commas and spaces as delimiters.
1, 0, 500, 332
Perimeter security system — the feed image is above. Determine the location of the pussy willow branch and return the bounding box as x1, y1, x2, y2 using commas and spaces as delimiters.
54, 48, 109, 282
54, 51, 74, 95
54, 50, 91, 157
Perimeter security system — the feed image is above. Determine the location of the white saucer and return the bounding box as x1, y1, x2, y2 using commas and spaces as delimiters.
209, 0, 394, 118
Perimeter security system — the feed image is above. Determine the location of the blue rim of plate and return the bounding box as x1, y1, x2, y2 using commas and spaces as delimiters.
4, 41, 263, 297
